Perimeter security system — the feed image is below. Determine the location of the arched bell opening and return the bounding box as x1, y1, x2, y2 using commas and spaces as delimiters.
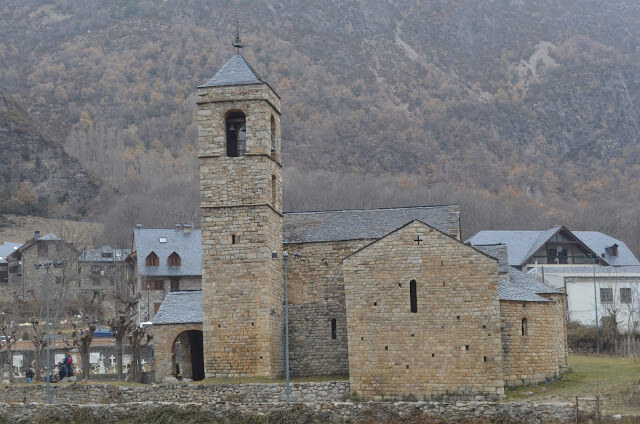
226, 110, 246, 157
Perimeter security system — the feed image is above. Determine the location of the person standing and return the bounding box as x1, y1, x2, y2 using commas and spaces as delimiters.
25, 366, 34, 383
64, 352, 73, 378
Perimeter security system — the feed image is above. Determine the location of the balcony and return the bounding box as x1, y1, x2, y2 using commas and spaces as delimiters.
531, 255, 597, 265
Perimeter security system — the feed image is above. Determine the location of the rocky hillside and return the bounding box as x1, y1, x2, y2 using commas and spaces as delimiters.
1, 0, 640, 248
0, 90, 100, 217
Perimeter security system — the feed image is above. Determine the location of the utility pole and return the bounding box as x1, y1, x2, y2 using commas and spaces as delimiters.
35, 260, 63, 404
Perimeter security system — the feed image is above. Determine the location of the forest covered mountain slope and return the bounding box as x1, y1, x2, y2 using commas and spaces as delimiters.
1, 0, 639, 248
0, 89, 100, 217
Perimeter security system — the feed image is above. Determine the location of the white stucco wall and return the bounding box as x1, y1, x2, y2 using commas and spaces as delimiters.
533, 266, 640, 332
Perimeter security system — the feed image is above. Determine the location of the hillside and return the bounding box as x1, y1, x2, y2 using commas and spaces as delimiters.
1, 0, 639, 248
0, 90, 101, 217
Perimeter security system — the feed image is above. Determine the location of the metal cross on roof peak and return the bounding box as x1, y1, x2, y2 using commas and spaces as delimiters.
232, 19, 243, 53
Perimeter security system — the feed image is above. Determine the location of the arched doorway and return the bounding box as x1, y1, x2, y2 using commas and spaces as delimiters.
172, 330, 204, 381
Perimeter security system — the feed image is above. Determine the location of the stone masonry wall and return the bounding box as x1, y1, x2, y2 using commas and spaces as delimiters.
285, 240, 369, 377
500, 294, 568, 387
343, 221, 504, 401
201, 206, 284, 378
140, 275, 201, 321
199, 79, 284, 378
7, 240, 79, 302
153, 323, 203, 381
197, 84, 281, 163
0, 389, 576, 424
0, 381, 348, 405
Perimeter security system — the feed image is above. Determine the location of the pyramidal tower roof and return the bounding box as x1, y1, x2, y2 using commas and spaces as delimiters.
198, 54, 265, 88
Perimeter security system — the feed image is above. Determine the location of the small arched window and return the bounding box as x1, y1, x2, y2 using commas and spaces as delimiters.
270, 115, 276, 156
168, 252, 181, 266
410, 280, 417, 313
226, 111, 246, 157
145, 252, 159, 266
521, 318, 528, 336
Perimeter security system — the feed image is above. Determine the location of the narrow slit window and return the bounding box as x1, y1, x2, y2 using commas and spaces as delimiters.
331, 319, 337, 339
521, 318, 528, 336
272, 175, 276, 207
232, 234, 237, 244
410, 280, 417, 313
270, 115, 276, 155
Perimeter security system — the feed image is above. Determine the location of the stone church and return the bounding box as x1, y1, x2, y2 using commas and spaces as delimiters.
153, 45, 568, 401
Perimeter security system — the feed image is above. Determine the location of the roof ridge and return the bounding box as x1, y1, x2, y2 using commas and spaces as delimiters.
285, 204, 459, 216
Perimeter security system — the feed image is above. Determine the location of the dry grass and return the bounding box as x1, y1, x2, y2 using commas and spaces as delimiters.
506, 354, 640, 415
0, 214, 102, 245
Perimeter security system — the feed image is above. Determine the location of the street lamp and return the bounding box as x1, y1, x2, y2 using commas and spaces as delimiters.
589, 254, 600, 354
35, 260, 63, 404
272, 250, 301, 405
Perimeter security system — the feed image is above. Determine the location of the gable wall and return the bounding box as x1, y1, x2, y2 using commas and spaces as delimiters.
343, 222, 504, 401
285, 239, 370, 376
7, 240, 79, 303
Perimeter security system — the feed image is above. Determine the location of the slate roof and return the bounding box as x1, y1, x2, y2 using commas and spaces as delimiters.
0, 242, 22, 264
573, 231, 639, 266
498, 267, 561, 302
473, 243, 560, 301
467, 227, 640, 267
498, 277, 548, 302
283, 206, 460, 244
79, 246, 130, 262
39, 233, 61, 241
472, 244, 509, 273
133, 228, 201, 277
6, 233, 66, 260
198, 54, 265, 88
507, 268, 561, 295
153, 291, 202, 325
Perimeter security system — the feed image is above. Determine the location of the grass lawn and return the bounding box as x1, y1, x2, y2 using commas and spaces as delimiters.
505, 354, 640, 415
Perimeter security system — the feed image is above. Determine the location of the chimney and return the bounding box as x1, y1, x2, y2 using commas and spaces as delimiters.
34, 231, 40, 240
135, 224, 142, 229
175, 224, 182, 231
183, 224, 192, 234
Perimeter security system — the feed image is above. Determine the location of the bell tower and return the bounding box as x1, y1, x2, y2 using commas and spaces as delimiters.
198, 32, 284, 377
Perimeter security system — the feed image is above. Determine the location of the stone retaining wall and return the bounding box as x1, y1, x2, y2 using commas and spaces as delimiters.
0, 400, 576, 423
0, 381, 349, 404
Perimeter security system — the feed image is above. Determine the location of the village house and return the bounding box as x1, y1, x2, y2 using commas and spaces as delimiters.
77, 245, 131, 318
5, 231, 79, 317
0, 241, 21, 287
468, 227, 640, 332
151, 45, 569, 401
129, 225, 201, 322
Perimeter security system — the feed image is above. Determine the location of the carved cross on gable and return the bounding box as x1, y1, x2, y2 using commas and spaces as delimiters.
414, 235, 424, 245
